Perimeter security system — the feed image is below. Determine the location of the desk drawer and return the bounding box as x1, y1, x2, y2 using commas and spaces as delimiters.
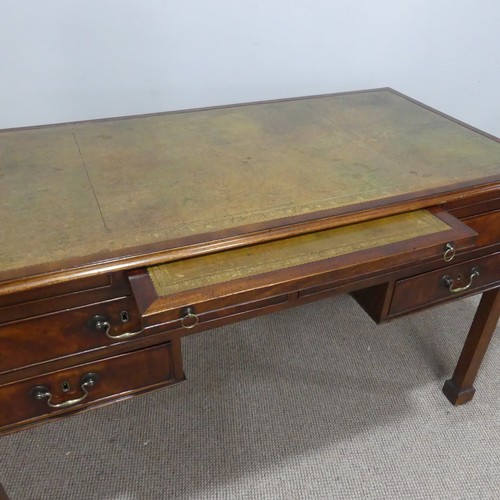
0, 296, 143, 374
129, 209, 477, 331
463, 210, 500, 249
0, 341, 183, 433
129, 285, 290, 334
389, 252, 500, 316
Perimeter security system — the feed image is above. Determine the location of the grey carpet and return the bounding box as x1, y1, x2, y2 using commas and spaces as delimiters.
1, 294, 499, 500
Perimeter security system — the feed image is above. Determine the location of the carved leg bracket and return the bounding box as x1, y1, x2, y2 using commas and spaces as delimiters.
443, 287, 500, 405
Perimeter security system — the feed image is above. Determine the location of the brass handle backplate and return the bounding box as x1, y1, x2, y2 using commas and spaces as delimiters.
30, 373, 98, 409
442, 266, 480, 294
88, 314, 143, 340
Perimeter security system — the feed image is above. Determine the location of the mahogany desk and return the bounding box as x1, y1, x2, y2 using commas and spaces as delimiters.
0, 88, 499, 435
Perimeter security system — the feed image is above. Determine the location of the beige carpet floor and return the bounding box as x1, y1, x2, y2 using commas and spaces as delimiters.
1, 294, 499, 499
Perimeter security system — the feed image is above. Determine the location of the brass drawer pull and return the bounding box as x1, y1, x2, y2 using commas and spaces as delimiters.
443, 242, 456, 262
89, 315, 143, 340
442, 266, 480, 294
181, 306, 199, 329
30, 373, 98, 409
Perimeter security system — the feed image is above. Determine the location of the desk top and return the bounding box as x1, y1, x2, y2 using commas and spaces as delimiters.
1, 88, 499, 286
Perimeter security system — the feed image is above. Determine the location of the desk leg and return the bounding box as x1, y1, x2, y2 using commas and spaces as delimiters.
0, 483, 10, 500
443, 288, 500, 405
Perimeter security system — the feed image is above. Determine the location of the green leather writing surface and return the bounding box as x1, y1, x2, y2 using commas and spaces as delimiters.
1, 89, 498, 277
148, 210, 450, 296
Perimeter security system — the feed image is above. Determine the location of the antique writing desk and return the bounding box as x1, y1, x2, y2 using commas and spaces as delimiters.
0, 88, 499, 435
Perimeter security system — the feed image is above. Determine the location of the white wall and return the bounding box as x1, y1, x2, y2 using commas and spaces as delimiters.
1, 0, 499, 136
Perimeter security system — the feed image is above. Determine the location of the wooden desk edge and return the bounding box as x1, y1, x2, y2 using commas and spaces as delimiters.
1, 178, 499, 297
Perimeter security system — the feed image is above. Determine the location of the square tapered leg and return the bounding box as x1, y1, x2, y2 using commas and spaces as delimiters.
443, 288, 500, 405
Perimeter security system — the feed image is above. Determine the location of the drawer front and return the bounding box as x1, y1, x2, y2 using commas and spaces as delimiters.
389, 252, 500, 316
0, 274, 112, 312
0, 272, 134, 324
129, 209, 477, 330
145, 293, 289, 334
0, 342, 183, 432
0, 297, 143, 374
463, 210, 500, 249
444, 193, 500, 218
